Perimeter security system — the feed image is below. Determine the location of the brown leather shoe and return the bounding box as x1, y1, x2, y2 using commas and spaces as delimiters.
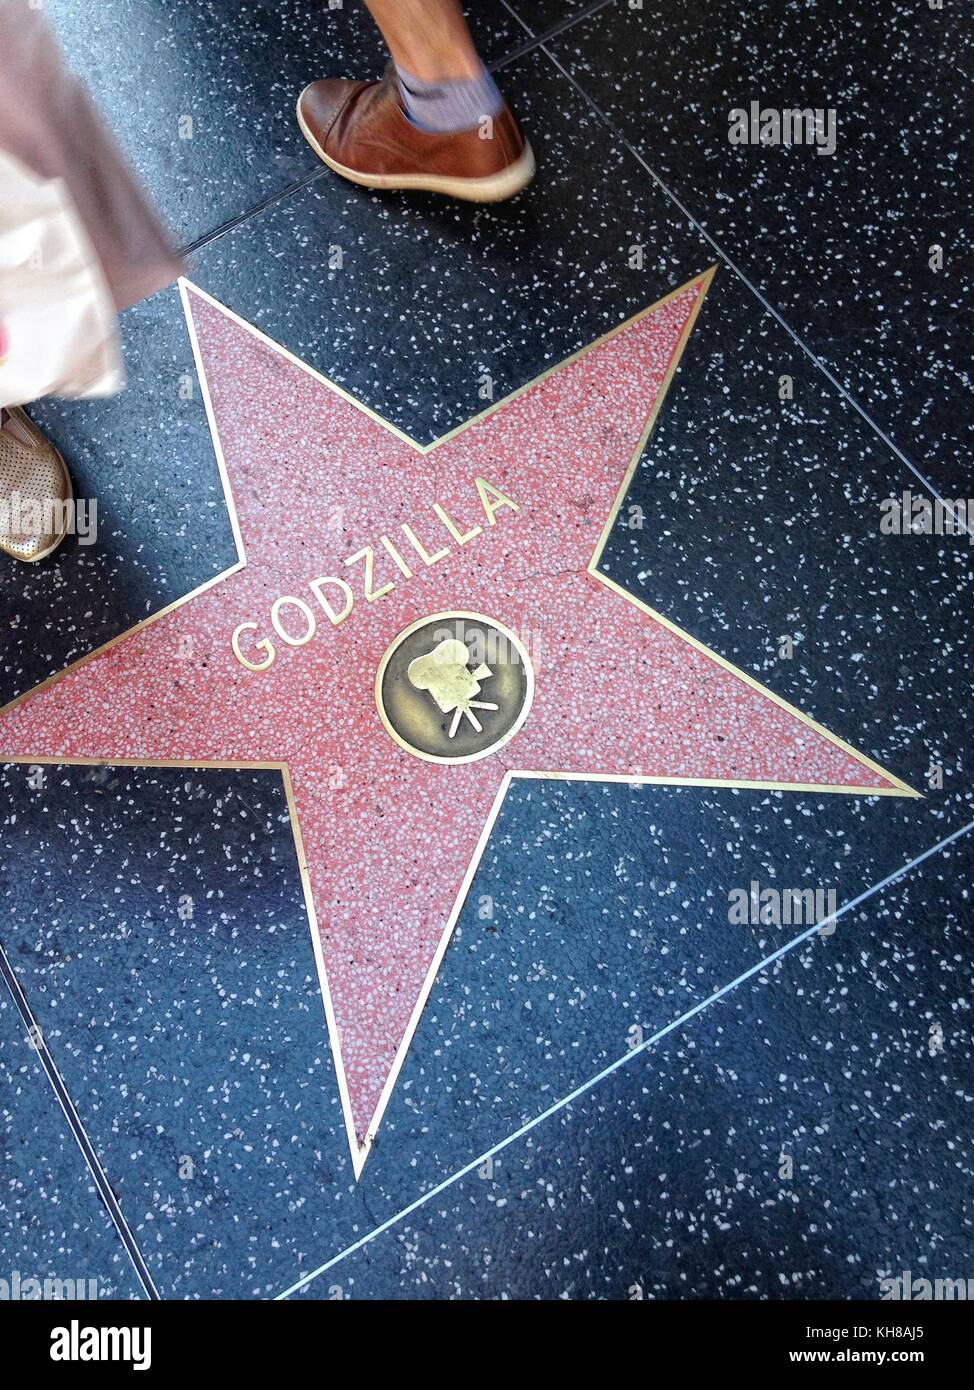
297, 67, 535, 203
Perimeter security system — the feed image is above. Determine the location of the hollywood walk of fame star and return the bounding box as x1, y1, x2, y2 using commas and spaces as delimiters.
0, 268, 915, 1174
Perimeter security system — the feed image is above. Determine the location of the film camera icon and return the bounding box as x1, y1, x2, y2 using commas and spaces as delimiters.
407, 638, 499, 739
375, 610, 534, 765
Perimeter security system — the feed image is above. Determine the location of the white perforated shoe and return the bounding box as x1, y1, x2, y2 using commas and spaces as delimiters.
0, 407, 73, 563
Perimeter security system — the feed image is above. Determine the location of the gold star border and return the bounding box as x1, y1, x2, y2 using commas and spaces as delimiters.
1, 266, 919, 1174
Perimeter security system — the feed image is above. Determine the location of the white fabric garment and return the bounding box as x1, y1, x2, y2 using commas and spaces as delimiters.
0, 150, 123, 408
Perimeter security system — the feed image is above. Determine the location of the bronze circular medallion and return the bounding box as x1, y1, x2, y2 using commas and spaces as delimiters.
375, 611, 534, 764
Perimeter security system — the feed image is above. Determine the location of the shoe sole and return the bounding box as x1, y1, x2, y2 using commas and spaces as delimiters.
297, 98, 535, 203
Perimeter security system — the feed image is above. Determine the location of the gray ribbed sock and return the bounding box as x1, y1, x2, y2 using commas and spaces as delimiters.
396, 63, 503, 134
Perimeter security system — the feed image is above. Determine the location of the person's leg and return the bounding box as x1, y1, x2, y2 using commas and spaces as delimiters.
362, 0, 502, 135
296, 0, 534, 202
361, 0, 482, 81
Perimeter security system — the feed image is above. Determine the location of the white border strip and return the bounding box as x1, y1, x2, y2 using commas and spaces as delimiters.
0, 942, 160, 1299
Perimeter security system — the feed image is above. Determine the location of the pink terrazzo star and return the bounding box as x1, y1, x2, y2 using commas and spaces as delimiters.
1, 270, 911, 1171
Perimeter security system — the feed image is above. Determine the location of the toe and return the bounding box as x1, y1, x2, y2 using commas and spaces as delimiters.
297, 78, 368, 150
